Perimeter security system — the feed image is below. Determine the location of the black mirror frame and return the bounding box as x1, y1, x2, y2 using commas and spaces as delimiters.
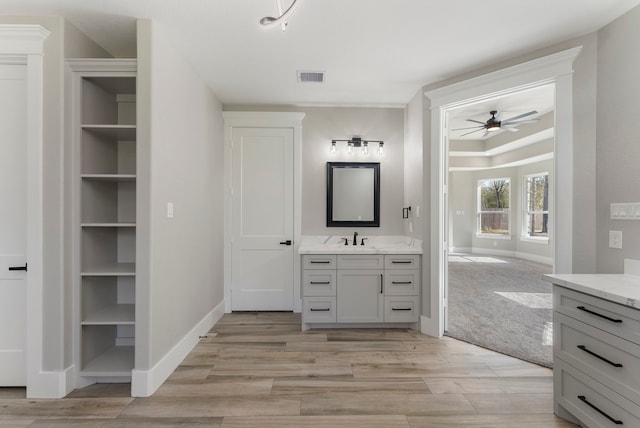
326, 162, 380, 227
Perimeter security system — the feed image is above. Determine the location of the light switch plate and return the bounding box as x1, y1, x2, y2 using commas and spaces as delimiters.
609, 230, 622, 249
167, 202, 174, 219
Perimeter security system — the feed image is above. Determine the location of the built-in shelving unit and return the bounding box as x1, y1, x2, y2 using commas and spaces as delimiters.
68, 59, 137, 382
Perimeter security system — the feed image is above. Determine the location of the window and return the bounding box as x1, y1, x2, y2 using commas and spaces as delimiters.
477, 178, 510, 235
523, 173, 549, 239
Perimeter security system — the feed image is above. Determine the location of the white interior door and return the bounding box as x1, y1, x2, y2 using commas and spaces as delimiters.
0, 63, 27, 386
231, 127, 294, 311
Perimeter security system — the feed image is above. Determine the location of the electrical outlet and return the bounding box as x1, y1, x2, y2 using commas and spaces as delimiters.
609, 230, 622, 249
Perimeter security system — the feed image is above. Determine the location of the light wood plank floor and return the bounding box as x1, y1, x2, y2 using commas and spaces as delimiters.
0, 312, 577, 427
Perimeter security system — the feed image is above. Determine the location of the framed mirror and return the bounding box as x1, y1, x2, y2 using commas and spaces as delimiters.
326, 162, 380, 227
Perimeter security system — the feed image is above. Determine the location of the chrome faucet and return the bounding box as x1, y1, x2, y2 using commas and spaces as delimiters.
353, 231, 358, 246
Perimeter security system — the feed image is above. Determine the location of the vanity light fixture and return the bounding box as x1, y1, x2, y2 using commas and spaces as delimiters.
259, 0, 300, 31
330, 137, 385, 156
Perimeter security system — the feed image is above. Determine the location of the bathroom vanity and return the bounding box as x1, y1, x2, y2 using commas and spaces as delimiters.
543, 261, 640, 427
299, 235, 422, 330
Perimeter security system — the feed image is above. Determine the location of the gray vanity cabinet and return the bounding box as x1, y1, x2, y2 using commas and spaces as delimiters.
552, 284, 640, 427
302, 253, 420, 328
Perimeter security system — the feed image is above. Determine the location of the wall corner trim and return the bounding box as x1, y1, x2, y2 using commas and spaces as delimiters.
131, 300, 225, 397
420, 315, 441, 338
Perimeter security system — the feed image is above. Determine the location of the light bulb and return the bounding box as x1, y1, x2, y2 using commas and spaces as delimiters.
377, 142, 384, 156
362, 141, 369, 155
347, 142, 353, 154
330, 141, 337, 153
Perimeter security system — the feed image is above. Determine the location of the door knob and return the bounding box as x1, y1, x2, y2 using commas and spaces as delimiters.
8, 263, 27, 272
279, 240, 292, 246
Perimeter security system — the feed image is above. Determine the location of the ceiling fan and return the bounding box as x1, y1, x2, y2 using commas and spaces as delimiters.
453, 110, 539, 137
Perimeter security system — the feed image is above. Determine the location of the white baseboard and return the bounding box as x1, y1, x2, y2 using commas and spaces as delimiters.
470, 247, 552, 266
131, 299, 225, 397
26, 365, 75, 398
449, 247, 472, 254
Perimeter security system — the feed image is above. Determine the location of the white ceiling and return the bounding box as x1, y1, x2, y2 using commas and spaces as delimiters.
1, 0, 639, 106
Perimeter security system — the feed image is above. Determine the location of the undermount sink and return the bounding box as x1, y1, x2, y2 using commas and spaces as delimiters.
298, 235, 422, 254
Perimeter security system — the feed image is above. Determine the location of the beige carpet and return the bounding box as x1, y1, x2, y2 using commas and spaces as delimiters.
446, 253, 553, 367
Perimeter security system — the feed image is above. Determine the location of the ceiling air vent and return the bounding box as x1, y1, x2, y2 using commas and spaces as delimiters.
298, 70, 325, 83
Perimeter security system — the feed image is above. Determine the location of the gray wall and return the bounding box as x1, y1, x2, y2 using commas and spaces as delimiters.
225, 105, 406, 236
301, 107, 405, 235
596, 5, 640, 273
137, 20, 224, 369
404, 91, 424, 239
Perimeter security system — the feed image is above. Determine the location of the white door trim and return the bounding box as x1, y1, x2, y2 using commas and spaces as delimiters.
0, 25, 51, 397
422, 46, 582, 337
223, 112, 305, 313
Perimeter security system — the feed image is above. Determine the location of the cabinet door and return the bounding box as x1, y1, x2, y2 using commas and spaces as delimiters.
337, 269, 384, 323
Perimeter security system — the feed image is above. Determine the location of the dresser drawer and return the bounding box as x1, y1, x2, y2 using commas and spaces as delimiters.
554, 285, 640, 345
555, 359, 640, 428
337, 254, 384, 269
384, 296, 419, 322
302, 270, 336, 297
303, 297, 336, 323
384, 270, 420, 296
555, 311, 640, 405
384, 254, 420, 269
303, 255, 336, 269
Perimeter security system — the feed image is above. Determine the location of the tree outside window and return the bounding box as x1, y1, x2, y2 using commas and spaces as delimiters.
478, 178, 510, 235
524, 173, 549, 239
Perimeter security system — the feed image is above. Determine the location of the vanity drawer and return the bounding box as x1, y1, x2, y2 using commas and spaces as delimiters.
555, 359, 640, 428
384, 270, 420, 296
384, 296, 419, 322
337, 254, 384, 269
302, 270, 336, 297
554, 285, 640, 345
303, 297, 336, 323
303, 255, 336, 270
555, 311, 640, 404
384, 254, 420, 269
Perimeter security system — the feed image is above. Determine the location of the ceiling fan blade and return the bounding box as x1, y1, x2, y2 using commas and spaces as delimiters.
502, 119, 539, 126
466, 119, 486, 125
459, 128, 484, 137
452, 125, 484, 131
482, 130, 490, 138
501, 110, 537, 123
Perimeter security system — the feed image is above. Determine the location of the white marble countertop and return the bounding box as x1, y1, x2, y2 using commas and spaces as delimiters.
543, 260, 640, 309
298, 235, 423, 255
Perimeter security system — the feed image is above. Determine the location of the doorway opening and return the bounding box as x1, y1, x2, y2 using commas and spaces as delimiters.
444, 86, 555, 366
423, 46, 581, 341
